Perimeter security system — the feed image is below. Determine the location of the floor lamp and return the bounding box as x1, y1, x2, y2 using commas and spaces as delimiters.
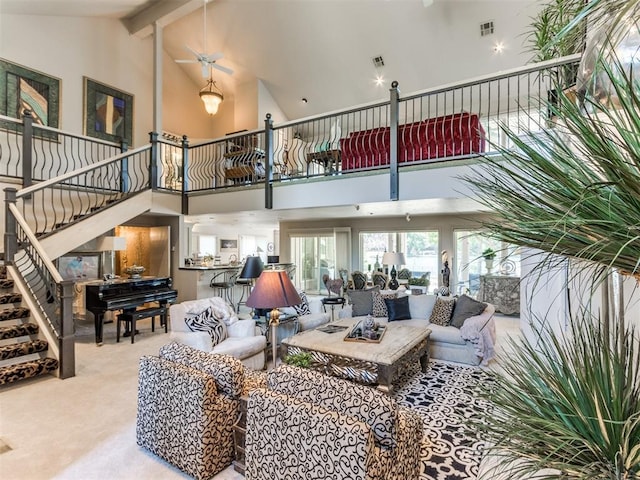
246, 269, 301, 368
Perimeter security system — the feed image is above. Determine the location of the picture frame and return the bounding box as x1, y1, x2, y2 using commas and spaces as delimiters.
219, 238, 238, 251
0, 58, 61, 129
57, 253, 102, 282
83, 76, 134, 146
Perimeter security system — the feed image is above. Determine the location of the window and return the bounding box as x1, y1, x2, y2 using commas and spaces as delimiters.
290, 234, 335, 294
454, 230, 520, 296
359, 231, 439, 287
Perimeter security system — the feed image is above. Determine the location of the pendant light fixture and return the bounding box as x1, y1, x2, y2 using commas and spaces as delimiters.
200, 75, 223, 115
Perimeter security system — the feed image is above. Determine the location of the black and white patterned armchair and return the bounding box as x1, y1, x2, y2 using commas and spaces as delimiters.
136, 343, 264, 480
244, 364, 423, 480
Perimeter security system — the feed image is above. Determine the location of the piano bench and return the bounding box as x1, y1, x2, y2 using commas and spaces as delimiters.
117, 306, 168, 344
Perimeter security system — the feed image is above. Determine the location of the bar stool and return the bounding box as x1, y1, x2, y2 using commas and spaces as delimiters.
209, 267, 240, 305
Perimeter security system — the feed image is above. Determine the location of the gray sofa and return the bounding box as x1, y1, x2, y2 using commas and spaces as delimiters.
339, 293, 496, 366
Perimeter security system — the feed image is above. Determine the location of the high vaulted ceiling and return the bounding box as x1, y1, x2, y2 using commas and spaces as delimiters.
1, 0, 542, 121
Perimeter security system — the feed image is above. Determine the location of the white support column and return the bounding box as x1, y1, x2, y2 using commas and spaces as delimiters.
153, 22, 163, 133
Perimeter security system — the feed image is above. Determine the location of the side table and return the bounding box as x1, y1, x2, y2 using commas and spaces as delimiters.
321, 296, 345, 322
255, 312, 299, 360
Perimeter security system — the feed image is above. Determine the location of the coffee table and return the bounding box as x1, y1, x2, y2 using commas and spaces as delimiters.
282, 318, 431, 394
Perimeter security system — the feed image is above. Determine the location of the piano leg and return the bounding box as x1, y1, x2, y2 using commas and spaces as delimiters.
95, 313, 104, 345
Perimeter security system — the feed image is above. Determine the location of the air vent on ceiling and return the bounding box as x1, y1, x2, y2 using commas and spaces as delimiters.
480, 21, 494, 37
372, 56, 385, 68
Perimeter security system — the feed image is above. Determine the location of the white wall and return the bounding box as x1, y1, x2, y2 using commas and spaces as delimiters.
0, 13, 234, 145
258, 79, 288, 126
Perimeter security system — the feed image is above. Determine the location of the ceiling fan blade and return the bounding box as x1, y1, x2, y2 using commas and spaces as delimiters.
203, 52, 223, 62
175, 59, 198, 64
184, 45, 203, 59
212, 63, 234, 76
201, 63, 210, 78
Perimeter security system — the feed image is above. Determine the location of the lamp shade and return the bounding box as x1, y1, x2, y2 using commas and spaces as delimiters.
246, 270, 301, 309
382, 252, 405, 266
96, 236, 127, 252
200, 79, 224, 115
239, 256, 264, 279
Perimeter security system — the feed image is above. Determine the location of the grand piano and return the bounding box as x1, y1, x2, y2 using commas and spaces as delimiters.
85, 276, 177, 345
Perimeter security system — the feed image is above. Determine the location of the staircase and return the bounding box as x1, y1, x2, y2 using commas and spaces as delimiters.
0, 265, 58, 385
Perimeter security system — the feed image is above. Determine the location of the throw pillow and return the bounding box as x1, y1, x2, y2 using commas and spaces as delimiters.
185, 306, 228, 346
408, 294, 437, 319
293, 291, 312, 315
428, 296, 456, 326
347, 286, 379, 316
384, 295, 412, 321
372, 290, 397, 317
450, 294, 487, 328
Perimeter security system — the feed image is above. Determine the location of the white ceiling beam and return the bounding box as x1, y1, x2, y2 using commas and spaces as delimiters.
122, 0, 203, 37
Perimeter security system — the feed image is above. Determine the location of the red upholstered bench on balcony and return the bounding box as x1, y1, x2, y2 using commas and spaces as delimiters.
339, 112, 486, 172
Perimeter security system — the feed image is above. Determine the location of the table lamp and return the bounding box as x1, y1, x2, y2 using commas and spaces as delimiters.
382, 252, 406, 290
238, 255, 264, 316
246, 269, 301, 368
97, 236, 127, 279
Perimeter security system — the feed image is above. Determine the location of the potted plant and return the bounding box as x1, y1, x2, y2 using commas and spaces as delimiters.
283, 351, 313, 368
462, 1, 640, 475
482, 248, 496, 273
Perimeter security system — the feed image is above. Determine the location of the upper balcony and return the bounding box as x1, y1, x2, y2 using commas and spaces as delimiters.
0, 55, 580, 224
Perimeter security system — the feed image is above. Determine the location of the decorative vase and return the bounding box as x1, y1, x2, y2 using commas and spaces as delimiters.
125, 265, 145, 279
485, 259, 494, 274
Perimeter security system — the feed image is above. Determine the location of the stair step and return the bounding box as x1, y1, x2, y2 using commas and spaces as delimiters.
0, 265, 6, 278
0, 357, 58, 385
0, 307, 30, 322
72, 214, 86, 221
55, 222, 66, 229
0, 278, 14, 289
0, 323, 39, 340
0, 293, 22, 305
0, 339, 48, 361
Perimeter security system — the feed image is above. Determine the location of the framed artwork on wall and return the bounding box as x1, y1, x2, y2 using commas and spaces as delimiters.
219, 238, 238, 251
83, 77, 134, 146
57, 253, 102, 281
0, 58, 61, 128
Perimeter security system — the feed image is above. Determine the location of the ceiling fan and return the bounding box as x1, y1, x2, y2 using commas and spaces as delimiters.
175, 0, 233, 78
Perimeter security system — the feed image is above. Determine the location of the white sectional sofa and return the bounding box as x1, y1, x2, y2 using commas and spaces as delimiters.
339, 293, 496, 366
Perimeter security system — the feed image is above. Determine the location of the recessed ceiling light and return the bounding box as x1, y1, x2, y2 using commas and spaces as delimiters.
493, 42, 505, 54
375, 75, 384, 87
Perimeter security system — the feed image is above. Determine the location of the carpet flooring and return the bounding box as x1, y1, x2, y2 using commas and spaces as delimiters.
394, 361, 495, 480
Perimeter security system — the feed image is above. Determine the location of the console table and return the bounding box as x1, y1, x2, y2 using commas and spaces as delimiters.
478, 275, 520, 315
306, 149, 341, 175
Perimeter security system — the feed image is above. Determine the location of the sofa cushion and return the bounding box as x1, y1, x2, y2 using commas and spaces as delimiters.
428, 297, 456, 326
267, 364, 399, 448
450, 294, 487, 328
408, 294, 437, 319
297, 312, 329, 331
384, 296, 412, 321
212, 335, 266, 360
185, 306, 228, 346
159, 342, 245, 397
347, 287, 379, 316
427, 324, 468, 345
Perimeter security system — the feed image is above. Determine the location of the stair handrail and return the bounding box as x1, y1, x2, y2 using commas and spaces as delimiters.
5, 192, 75, 378
7, 202, 62, 283
15, 143, 152, 200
